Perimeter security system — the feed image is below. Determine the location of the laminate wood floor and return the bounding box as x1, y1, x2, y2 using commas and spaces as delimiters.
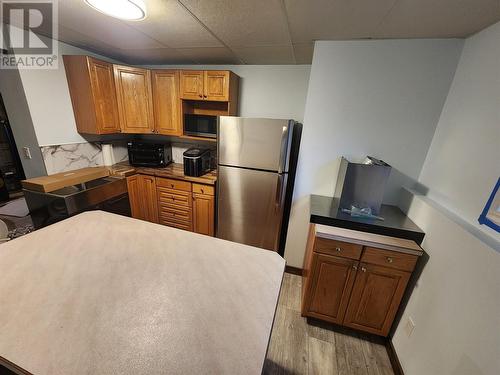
264, 273, 394, 375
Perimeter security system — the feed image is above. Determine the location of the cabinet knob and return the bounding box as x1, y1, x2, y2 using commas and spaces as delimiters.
335, 247, 341, 252
171, 184, 174, 188
199, 94, 203, 98
352, 265, 358, 271
201, 189, 204, 193
386, 257, 394, 263
361, 267, 367, 273
203, 95, 207, 98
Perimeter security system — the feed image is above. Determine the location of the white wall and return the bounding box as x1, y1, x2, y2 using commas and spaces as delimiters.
284, 39, 463, 267
393, 190, 500, 375
392, 22, 500, 375
418, 22, 500, 241
149, 64, 311, 122
17, 38, 117, 146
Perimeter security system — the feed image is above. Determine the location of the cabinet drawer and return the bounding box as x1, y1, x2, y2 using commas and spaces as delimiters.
361, 247, 418, 272
158, 205, 192, 222
156, 177, 191, 192
159, 217, 192, 231
192, 183, 214, 196
157, 188, 191, 207
314, 237, 362, 260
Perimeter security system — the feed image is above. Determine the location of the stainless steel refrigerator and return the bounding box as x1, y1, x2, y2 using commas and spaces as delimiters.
217, 117, 301, 255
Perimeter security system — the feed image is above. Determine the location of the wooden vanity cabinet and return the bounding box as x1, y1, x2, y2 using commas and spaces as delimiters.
63, 56, 120, 134
127, 174, 158, 223
113, 64, 154, 134
302, 224, 422, 337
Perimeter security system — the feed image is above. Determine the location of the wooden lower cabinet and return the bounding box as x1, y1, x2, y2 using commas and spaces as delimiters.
302, 253, 358, 324
127, 174, 158, 223
343, 263, 410, 336
193, 193, 215, 236
302, 224, 421, 337
127, 174, 215, 236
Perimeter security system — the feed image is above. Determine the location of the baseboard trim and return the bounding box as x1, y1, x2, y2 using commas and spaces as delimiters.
385, 339, 404, 375
284, 265, 303, 276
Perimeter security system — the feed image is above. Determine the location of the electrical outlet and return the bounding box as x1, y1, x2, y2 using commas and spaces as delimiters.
405, 316, 416, 337
22, 147, 32, 159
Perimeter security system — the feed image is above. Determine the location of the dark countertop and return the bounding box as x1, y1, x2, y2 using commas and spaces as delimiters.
310, 195, 425, 245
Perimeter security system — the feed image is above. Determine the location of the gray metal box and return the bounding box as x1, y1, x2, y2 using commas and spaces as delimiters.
334, 156, 391, 216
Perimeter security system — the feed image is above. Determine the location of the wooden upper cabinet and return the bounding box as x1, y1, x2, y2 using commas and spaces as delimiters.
180, 70, 238, 102
343, 263, 411, 336
114, 65, 154, 134
204, 71, 230, 101
180, 70, 204, 100
63, 55, 120, 134
151, 70, 182, 136
303, 253, 358, 324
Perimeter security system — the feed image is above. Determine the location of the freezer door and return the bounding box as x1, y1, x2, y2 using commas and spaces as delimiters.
217, 165, 287, 252
218, 117, 293, 173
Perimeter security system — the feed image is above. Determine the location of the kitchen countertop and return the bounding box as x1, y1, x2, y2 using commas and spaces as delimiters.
310, 195, 425, 244
109, 162, 217, 185
0, 211, 284, 375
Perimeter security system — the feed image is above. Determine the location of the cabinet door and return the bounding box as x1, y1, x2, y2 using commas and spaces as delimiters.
180, 70, 204, 100
88, 58, 120, 133
193, 193, 214, 236
114, 65, 154, 133
152, 70, 182, 136
141, 175, 158, 223
204, 71, 229, 101
343, 263, 411, 336
127, 175, 144, 220
303, 253, 358, 324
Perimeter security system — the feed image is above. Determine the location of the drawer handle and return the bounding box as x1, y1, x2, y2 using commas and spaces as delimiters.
336, 247, 341, 252
171, 184, 174, 188
361, 267, 367, 273
386, 257, 394, 263
201, 189, 204, 193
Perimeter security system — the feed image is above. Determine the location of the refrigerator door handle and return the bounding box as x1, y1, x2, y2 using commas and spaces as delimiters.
275, 174, 283, 210
278, 125, 288, 173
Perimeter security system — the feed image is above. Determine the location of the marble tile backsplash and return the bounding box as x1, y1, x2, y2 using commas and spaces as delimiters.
41, 142, 128, 175
40, 141, 216, 175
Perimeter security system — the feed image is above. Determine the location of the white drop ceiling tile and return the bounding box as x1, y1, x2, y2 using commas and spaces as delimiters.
179, 0, 291, 47
284, 0, 398, 42
175, 47, 242, 64
124, 0, 222, 48
118, 48, 197, 65
375, 0, 500, 38
233, 46, 295, 64
293, 43, 314, 64
57, 0, 164, 50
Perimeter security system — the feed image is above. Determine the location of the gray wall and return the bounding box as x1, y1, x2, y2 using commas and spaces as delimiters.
0, 68, 46, 178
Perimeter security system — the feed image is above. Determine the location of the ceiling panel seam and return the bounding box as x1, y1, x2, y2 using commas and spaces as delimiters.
280, 0, 296, 63
176, 0, 246, 64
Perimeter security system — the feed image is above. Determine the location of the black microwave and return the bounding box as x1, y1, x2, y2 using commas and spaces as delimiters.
184, 114, 217, 138
127, 142, 172, 168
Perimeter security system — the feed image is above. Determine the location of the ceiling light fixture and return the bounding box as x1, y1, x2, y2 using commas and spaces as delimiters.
84, 0, 146, 21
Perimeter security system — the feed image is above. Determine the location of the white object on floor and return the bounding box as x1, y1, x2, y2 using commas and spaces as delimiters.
0, 198, 29, 217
